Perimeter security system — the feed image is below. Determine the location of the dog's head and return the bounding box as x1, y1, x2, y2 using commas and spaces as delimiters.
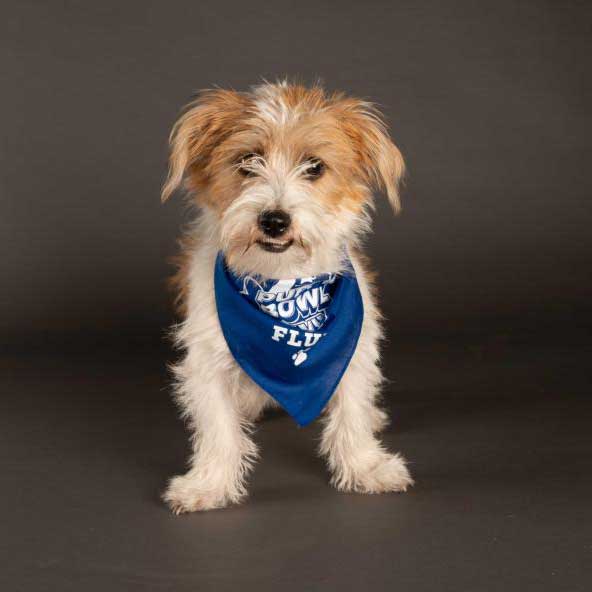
162, 82, 404, 276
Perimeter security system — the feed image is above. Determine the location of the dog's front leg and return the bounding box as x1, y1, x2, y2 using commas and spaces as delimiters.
163, 352, 258, 514
319, 356, 413, 494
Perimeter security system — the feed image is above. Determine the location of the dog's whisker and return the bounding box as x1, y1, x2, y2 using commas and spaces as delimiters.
242, 240, 254, 256
298, 235, 312, 257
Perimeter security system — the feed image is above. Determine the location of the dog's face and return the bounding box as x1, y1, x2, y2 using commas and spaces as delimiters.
162, 82, 404, 276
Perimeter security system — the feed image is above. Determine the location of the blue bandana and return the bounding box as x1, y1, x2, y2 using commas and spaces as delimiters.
214, 253, 364, 426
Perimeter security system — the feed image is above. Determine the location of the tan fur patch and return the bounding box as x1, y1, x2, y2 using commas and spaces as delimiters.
162, 83, 404, 211
162, 82, 405, 308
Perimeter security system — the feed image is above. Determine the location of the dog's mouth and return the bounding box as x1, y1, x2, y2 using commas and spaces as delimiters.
256, 238, 294, 253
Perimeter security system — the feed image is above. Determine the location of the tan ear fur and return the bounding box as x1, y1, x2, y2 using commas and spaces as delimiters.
335, 99, 405, 213
161, 89, 248, 202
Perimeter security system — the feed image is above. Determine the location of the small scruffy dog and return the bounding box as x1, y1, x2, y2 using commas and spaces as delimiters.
161, 81, 413, 513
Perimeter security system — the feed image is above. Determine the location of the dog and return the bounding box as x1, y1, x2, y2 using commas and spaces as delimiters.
161, 81, 413, 513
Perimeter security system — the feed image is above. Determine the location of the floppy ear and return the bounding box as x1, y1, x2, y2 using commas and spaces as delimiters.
337, 99, 405, 213
161, 89, 248, 202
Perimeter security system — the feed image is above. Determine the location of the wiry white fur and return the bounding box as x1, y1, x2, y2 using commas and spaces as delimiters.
253, 80, 303, 126
163, 87, 412, 514
163, 221, 272, 513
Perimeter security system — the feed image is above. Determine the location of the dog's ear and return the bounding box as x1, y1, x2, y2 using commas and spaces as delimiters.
161, 89, 248, 202
336, 99, 405, 213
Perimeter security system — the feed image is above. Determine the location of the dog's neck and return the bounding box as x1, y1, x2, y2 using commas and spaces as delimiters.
226, 242, 352, 280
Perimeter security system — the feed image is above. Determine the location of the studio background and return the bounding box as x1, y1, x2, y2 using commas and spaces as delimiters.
1, 2, 591, 592
3, 1, 590, 342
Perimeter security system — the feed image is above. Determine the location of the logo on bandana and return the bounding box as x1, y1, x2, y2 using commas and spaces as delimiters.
240, 274, 337, 366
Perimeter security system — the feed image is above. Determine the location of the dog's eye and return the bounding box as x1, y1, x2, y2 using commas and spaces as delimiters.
303, 157, 325, 180
236, 152, 262, 177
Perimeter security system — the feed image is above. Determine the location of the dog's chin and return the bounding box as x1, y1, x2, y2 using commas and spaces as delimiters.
255, 238, 294, 253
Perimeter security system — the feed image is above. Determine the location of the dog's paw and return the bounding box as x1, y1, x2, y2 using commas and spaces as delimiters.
162, 474, 238, 514
335, 453, 414, 494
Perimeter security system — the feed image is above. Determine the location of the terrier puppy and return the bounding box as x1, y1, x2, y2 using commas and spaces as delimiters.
161, 81, 413, 513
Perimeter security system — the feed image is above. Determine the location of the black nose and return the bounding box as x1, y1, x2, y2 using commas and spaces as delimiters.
258, 210, 291, 238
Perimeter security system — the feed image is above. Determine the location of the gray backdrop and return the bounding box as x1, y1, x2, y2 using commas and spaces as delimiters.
2, 4, 592, 591
2, 0, 591, 343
